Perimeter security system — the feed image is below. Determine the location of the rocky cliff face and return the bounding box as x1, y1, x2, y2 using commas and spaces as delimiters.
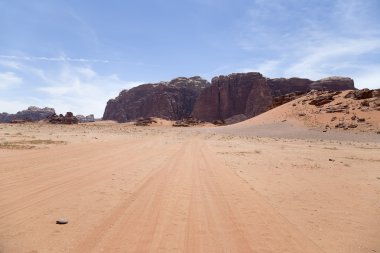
267, 78, 313, 97
192, 73, 355, 122
0, 106, 55, 123
192, 73, 273, 122
103, 76, 210, 122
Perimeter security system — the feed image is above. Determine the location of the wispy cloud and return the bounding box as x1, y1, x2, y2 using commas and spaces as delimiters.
0, 55, 110, 63
0, 72, 22, 90
0, 60, 22, 69
238, 0, 380, 88
283, 37, 380, 78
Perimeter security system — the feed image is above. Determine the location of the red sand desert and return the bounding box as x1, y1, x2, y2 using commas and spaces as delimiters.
1, 94, 380, 253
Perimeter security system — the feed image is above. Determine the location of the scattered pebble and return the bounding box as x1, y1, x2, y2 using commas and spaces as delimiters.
56, 218, 68, 225
357, 118, 366, 123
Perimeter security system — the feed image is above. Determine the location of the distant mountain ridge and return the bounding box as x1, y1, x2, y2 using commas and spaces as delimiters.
0, 106, 55, 123
0, 106, 95, 124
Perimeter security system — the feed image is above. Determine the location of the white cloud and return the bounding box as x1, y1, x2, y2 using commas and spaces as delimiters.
0, 72, 22, 90
0, 56, 142, 117
35, 64, 143, 117
239, 60, 281, 77
354, 66, 380, 89
283, 38, 380, 80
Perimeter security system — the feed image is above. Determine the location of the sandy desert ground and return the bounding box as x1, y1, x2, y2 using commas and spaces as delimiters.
0, 119, 379, 252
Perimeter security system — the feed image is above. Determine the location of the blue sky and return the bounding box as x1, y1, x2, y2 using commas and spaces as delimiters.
0, 0, 379, 117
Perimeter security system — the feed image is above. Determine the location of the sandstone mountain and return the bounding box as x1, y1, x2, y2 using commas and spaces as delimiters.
192, 73, 355, 122
0, 106, 55, 123
103, 76, 210, 122
102, 72, 355, 123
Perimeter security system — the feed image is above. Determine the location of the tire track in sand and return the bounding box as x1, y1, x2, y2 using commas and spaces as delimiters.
74, 137, 323, 252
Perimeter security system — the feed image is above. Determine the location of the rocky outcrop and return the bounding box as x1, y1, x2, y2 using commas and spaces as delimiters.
192, 73, 355, 122
344, 88, 380, 100
0, 106, 55, 123
48, 112, 79, 124
103, 76, 210, 122
291, 89, 379, 133
309, 91, 342, 106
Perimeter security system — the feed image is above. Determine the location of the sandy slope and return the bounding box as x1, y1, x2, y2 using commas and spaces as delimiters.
216, 90, 380, 142
235, 90, 380, 131
0, 123, 379, 253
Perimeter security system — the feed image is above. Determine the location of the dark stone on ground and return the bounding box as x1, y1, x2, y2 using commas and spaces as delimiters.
357, 118, 366, 123
309, 94, 335, 106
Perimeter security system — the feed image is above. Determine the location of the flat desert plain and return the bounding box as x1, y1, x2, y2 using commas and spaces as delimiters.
0, 121, 379, 253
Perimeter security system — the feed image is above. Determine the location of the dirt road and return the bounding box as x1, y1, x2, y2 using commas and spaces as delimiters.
0, 131, 323, 253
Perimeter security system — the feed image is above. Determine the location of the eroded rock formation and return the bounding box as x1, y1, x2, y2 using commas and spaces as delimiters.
103, 72, 355, 123
103, 76, 210, 122
48, 112, 79, 124
344, 88, 380, 100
